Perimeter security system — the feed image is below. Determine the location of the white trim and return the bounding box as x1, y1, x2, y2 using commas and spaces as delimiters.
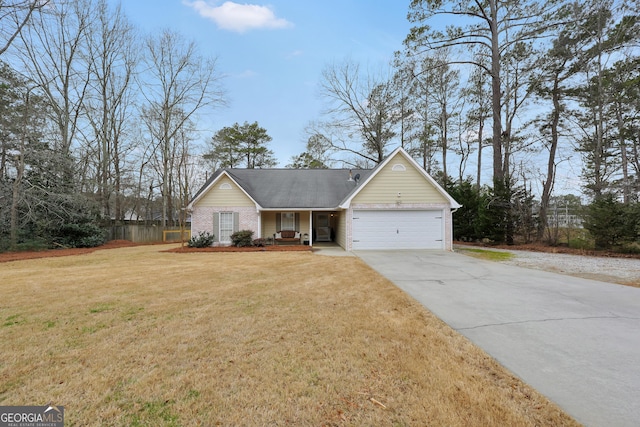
219, 183, 232, 190
219, 211, 234, 244
308, 211, 313, 247
257, 211, 262, 239
392, 163, 406, 171
339, 147, 461, 209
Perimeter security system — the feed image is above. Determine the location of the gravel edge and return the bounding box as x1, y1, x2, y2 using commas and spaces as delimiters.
455, 245, 640, 287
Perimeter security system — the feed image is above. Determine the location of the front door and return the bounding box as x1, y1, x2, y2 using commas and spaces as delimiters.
315, 213, 331, 242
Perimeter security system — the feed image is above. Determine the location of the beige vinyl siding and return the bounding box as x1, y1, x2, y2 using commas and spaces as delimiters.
352, 154, 447, 204
195, 176, 255, 207
262, 211, 311, 239
300, 214, 311, 239
262, 213, 276, 238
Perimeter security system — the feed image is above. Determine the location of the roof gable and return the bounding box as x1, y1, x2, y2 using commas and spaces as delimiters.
189, 170, 259, 208
340, 147, 461, 208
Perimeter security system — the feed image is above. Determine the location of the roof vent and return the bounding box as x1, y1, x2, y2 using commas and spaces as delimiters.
348, 170, 354, 181
354, 173, 360, 184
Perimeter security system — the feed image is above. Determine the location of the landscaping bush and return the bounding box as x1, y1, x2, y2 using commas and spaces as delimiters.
617, 242, 640, 255
252, 238, 266, 247
568, 237, 594, 250
581, 195, 640, 252
230, 230, 254, 247
1, 238, 49, 253
55, 223, 106, 248
188, 231, 215, 248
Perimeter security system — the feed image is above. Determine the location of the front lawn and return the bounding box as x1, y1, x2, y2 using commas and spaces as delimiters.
0, 245, 578, 426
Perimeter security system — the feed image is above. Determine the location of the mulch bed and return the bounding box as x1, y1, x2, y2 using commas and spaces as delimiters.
165, 245, 313, 253
0, 240, 143, 263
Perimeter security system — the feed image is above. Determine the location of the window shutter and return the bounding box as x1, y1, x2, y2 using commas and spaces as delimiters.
295, 213, 300, 231
233, 212, 239, 232
212, 212, 219, 243
275, 212, 281, 231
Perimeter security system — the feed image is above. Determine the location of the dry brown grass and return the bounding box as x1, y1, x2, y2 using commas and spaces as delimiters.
0, 244, 580, 426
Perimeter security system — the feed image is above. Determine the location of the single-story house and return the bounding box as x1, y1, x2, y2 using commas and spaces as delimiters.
188, 147, 461, 251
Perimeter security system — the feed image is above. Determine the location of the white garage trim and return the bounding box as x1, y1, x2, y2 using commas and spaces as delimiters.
352, 209, 444, 250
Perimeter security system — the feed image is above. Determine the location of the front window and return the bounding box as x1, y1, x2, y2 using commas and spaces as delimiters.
281, 212, 295, 231
220, 212, 234, 243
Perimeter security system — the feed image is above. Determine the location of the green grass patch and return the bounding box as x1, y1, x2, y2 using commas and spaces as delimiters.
460, 248, 514, 261
121, 306, 144, 321
81, 323, 109, 334
3, 314, 26, 327
43, 320, 56, 329
128, 400, 179, 427
89, 303, 115, 314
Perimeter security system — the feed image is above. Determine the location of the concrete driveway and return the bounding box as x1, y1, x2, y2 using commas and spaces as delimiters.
356, 250, 640, 427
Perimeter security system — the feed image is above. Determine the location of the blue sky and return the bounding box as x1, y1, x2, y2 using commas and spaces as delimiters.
114, 0, 414, 165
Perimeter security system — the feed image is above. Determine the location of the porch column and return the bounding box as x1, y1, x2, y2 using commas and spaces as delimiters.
309, 211, 313, 247
257, 208, 262, 238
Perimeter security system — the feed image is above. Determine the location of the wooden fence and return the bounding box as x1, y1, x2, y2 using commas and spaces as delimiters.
105, 225, 191, 243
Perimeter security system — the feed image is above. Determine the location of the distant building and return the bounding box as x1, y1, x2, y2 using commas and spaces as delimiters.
546, 204, 583, 229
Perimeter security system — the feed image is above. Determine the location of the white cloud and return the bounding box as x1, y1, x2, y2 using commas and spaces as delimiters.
236, 69, 258, 78
285, 50, 303, 59
184, 1, 293, 33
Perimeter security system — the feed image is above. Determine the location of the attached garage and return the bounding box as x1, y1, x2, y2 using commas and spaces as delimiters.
351, 209, 444, 250
190, 147, 460, 252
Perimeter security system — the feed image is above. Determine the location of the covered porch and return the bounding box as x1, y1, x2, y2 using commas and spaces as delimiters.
259, 210, 345, 248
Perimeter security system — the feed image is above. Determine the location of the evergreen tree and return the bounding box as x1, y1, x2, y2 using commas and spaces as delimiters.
204, 121, 276, 169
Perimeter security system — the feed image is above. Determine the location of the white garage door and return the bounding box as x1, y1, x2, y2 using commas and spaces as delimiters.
352, 210, 443, 250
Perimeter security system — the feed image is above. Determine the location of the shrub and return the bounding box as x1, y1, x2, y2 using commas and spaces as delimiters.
188, 231, 215, 248
252, 238, 266, 247
1, 238, 49, 253
568, 237, 594, 250
617, 242, 640, 255
584, 195, 640, 248
55, 223, 106, 248
230, 230, 254, 247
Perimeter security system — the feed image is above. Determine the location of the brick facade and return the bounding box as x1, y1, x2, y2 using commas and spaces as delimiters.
191, 206, 259, 246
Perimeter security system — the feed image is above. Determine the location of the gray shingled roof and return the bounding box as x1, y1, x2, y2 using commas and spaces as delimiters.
192, 168, 372, 209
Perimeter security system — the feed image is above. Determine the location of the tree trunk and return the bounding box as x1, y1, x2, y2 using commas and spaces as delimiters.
476, 119, 483, 193
10, 90, 29, 249
615, 101, 629, 203
490, 1, 503, 186
538, 76, 561, 241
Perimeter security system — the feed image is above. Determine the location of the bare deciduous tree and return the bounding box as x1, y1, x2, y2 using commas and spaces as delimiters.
83, 0, 137, 220
0, 0, 49, 56
18, 0, 93, 186
140, 29, 226, 226
319, 59, 399, 164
